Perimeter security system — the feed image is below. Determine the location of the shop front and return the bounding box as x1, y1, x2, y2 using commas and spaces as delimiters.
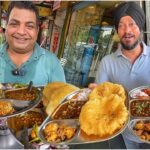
60, 1, 120, 88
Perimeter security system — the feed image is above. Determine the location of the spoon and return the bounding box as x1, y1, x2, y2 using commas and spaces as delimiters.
28, 81, 33, 92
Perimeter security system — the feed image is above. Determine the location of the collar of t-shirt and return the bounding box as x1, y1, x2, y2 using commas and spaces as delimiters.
115, 42, 148, 57
0, 42, 45, 67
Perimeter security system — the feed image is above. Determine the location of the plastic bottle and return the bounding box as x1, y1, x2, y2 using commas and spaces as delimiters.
80, 45, 94, 87
81, 45, 94, 74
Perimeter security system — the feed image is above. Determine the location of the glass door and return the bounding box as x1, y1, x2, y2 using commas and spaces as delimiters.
62, 2, 117, 87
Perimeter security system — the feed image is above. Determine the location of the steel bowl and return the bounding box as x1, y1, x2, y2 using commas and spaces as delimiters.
129, 86, 150, 100
128, 118, 150, 144
38, 117, 79, 145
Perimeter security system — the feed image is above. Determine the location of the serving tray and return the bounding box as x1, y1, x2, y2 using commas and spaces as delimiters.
38, 89, 129, 145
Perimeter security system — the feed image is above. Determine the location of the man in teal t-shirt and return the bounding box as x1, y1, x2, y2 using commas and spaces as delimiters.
0, 1, 65, 86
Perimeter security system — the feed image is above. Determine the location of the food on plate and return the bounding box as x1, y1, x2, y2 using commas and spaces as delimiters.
51, 89, 91, 119
133, 120, 150, 142
130, 100, 150, 117
129, 87, 150, 99
130, 89, 149, 99
89, 82, 126, 102
142, 88, 150, 96
51, 100, 87, 119
12, 83, 27, 89
69, 88, 91, 101
8, 111, 44, 131
5, 88, 36, 101
79, 95, 128, 137
42, 82, 79, 116
43, 122, 77, 143
0, 100, 14, 116
29, 124, 41, 143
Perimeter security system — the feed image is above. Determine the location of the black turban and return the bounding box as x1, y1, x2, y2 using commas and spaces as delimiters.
114, 2, 145, 31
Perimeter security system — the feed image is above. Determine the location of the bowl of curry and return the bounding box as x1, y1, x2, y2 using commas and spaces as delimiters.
4, 87, 37, 101
129, 99, 150, 118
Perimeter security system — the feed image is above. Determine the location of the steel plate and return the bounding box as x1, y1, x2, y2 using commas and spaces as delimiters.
38, 89, 129, 145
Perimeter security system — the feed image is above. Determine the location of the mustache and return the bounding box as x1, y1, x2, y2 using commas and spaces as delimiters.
12, 35, 31, 40
122, 33, 134, 38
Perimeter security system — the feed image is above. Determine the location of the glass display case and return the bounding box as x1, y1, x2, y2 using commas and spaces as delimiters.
88, 26, 114, 85
62, 3, 116, 87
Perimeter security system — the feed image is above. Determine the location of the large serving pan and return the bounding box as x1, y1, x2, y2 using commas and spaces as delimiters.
0, 83, 42, 119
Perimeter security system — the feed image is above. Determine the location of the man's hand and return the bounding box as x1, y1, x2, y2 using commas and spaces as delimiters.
88, 83, 98, 90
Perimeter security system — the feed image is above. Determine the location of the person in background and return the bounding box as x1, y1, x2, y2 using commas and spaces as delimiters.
0, 1, 65, 86
89, 2, 150, 149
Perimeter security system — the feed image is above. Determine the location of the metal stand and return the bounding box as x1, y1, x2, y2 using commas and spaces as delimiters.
0, 131, 23, 149
0, 84, 42, 149
0, 118, 23, 149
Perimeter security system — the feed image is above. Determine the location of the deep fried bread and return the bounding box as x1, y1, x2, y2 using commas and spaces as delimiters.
79, 95, 128, 137
89, 82, 126, 102
42, 82, 79, 116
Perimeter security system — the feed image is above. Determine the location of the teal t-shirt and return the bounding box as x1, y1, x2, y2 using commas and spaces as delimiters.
0, 42, 66, 86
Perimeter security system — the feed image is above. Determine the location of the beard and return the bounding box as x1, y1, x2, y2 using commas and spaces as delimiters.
121, 40, 139, 51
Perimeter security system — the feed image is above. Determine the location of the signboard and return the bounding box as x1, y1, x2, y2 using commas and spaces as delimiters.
50, 26, 61, 54
37, 6, 51, 17
52, 32, 60, 53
